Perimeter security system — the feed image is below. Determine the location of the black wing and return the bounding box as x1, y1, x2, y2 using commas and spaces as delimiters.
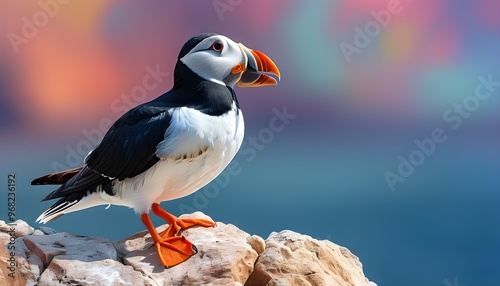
84, 103, 172, 181
40, 103, 172, 201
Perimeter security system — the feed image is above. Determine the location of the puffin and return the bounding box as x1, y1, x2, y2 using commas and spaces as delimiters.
32, 33, 280, 267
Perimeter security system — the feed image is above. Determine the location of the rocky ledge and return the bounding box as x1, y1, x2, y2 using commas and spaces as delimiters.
0, 212, 377, 286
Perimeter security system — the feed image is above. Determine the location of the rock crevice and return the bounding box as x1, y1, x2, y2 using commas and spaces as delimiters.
0, 213, 376, 286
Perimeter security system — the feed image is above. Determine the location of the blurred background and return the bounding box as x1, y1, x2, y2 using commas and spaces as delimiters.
1, 1, 499, 285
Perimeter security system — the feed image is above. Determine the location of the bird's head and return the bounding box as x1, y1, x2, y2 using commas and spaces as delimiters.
176, 33, 280, 88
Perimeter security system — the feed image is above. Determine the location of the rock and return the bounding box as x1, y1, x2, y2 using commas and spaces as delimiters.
114, 212, 258, 286
0, 216, 376, 286
34, 226, 57, 235
247, 235, 266, 255
245, 230, 377, 286
0, 220, 34, 237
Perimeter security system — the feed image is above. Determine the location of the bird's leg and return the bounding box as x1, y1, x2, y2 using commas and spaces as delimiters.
141, 213, 197, 268
141, 203, 216, 267
151, 203, 216, 237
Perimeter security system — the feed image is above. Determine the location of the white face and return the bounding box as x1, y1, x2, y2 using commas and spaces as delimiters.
179, 35, 246, 87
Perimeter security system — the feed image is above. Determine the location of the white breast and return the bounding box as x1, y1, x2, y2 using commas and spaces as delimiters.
106, 103, 244, 214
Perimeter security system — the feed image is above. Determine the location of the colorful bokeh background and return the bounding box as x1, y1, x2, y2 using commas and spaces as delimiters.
1, 1, 499, 285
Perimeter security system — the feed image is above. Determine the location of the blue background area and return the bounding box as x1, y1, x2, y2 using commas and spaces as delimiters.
1, 1, 499, 285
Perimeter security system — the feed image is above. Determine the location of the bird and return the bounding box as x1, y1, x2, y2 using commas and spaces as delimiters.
31, 33, 280, 268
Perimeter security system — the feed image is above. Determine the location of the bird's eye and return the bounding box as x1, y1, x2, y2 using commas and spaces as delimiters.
209, 41, 224, 53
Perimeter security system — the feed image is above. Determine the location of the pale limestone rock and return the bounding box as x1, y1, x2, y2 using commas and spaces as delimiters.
25, 233, 152, 286
245, 230, 377, 286
0, 220, 34, 237
115, 212, 258, 286
0, 216, 377, 286
247, 235, 266, 255
0, 220, 44, 286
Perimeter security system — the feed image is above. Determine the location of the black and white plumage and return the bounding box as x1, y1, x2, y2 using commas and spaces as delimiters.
32, 33, 280, 224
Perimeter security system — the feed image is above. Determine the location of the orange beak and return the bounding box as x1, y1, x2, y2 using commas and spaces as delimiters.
237, 44, 281, 87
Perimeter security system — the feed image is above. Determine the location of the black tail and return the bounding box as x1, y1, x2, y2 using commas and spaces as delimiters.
31, 167, 84, 185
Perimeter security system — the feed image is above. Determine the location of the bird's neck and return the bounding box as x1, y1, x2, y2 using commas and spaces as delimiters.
159, 61, 238, 116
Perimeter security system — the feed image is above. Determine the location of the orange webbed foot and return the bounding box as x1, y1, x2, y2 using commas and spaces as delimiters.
152, 203, 216, 237
141, 204, 217, 268
160, 217, 217, 237
154, 236, 197, 268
